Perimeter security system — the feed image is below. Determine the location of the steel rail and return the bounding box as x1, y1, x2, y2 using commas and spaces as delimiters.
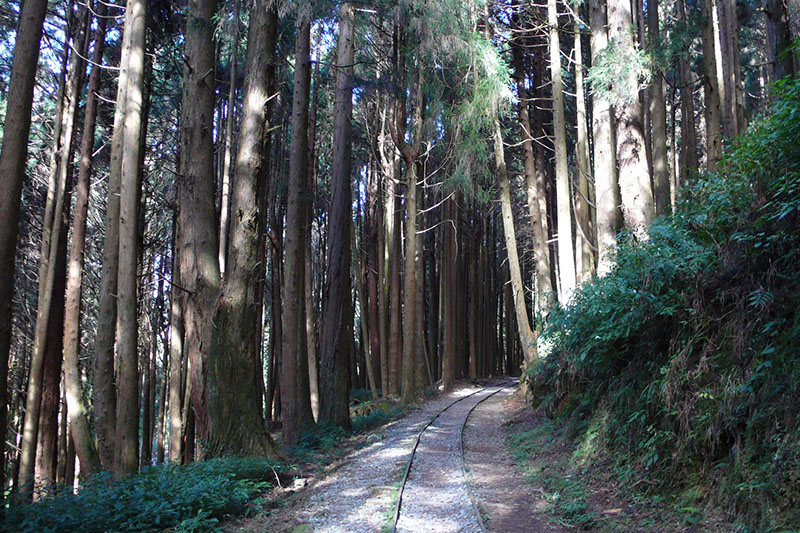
391, 379, 517, 533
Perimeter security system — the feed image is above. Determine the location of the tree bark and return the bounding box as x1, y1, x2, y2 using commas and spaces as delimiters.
511, 29, 553, 309
573, 10, 594, 283
701, 0, 723, 169
648, 0, 670, 215
677, 0, 698, 184
20, 10, 87, 492
282, 11, 316, 444
177, 0, 222, 460
319, 2, 356, 427
589, 0, 619, 274
218, 0, 239, 277
609, 0, 654, 231
114, 0, 148, 475
94, 0, 134, 469
168, 216, 185, 463
35, 195, 69, 493
549, 0, 577, 299
209, 0, 279, 457
62, 0, 107, 475
0, 0, 49, 492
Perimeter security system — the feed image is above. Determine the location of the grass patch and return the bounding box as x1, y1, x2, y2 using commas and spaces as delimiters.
4, 456, 286, 532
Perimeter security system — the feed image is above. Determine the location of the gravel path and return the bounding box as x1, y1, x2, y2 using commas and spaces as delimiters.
393, 383, 510, 533
300, 384, 489, 533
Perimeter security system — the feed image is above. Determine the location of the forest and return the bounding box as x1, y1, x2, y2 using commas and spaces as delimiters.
0, 0, 798, 529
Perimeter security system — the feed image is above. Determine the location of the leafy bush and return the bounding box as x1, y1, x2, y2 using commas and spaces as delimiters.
529, 78, 800, 530
4, 456, 285, 532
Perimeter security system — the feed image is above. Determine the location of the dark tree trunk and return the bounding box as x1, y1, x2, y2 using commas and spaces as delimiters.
209, 0, 279, 457
319, 2, 355, 428
0, 0, 49, 491
177, 0, 221, 460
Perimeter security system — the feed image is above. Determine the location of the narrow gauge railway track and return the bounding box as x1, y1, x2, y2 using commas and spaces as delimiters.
392, 380, 518, 533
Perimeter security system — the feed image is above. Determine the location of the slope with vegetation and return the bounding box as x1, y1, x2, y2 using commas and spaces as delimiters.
529, 78, 800, 530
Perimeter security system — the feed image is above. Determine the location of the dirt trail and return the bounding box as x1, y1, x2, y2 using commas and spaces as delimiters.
464, 387, 565, 532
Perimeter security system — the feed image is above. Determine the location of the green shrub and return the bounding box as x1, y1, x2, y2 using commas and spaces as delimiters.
4, 456, 285, 532
530, 77, 800, 530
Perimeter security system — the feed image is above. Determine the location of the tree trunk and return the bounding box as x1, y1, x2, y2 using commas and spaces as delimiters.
20, 10, 87, 492
701, 0, 723, 169
209, 0, 279, 457
114, 0, 148, 475
355, 228, 379, 401
177, 0, 222, 460
677, 0, 698, 184
168, 216, 185, 463
319, 2, 355, 427
764, 0, 796, 88
62, 0, 107, 476
94, 0, 135, 470
218, 0, 239, 276
549, 0, 577, 299
282, 11, 316, 444
648, 0, 670, 215
0, 0, 49, 491
493, 117, 537, 375
573, 10, 594, 283
589, 0, 619, 274
306, 29, 321, 420
35, 198, 69, 493
441, 197, 456, 390
609, 0, 654, 231
511, 29, 553, 310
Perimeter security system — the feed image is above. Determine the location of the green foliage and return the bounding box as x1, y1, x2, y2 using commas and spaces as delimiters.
530, 78, 800, 530
4, 457, 285, 532
290, 404, 404, 461
587, 38, 652, 106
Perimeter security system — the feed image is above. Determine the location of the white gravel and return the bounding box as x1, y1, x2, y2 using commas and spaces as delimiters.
299, 385, 486, 533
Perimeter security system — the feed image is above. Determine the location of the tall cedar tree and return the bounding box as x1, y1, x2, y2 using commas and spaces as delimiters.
209, 0, 280, 456
177, 0, 221, 459
319, 2, 355, 428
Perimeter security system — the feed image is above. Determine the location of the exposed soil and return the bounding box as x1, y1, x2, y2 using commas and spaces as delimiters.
464, 387, 564, 532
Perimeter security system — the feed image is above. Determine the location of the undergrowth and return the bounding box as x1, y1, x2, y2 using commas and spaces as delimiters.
529, 77, 800, 530
290, 402, 404, 462
3, 456, 287, 532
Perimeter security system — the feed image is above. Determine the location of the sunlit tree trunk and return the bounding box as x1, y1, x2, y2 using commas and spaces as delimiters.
218, 0, 239, 276
573, 10, 594, 283
701, 0, 723, 169
168, 217, 185, 463
63, 1, 107, 475
549, 0, 577, 299
114, 0, 148, 475
589, 0, 619, 274
511, 23, 553, 310
609, 0, 654, 231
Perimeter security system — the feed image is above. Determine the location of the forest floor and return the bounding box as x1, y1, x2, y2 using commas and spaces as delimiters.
223, 381, 729, 532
